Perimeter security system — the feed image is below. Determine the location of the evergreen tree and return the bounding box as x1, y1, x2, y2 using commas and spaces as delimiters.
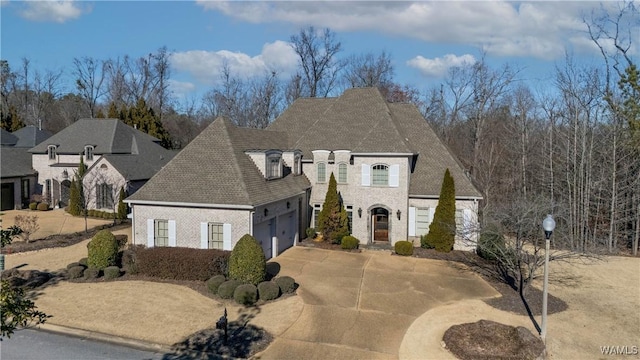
107, 102, 120, 119
117, 187, 127, 220
123, 98, 173, 149
422, 168, 456, 252
67, 178, 82, 216
317, 173, 350, 243
0, 105, 25, 132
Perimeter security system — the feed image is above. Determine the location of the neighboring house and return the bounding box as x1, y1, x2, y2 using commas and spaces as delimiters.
1, 126, 52, 210
127, 87, 482, 258
28, 119, 174, 212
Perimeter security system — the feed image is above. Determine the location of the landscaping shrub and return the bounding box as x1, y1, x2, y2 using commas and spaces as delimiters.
228, 234, 266, 285
341, 235, 359, 250
258, 281, 280, 301
114, 235, 128, 250
395, 241, 414, 256
103, 266, 121, 280
102, 212, 112, 219
66, 262, 81, 270
88, 210, 96, 217
36, 202, 49, 211
234, 284, 258, 305
67, 266, 85, 279
79, 257, 88, 266
87, 230, 119, 269
206, 275, 227, 294
121, 248, 138, 274
422, 169, 456, 252
29, 202, 38, 210
420, 234, 435, 249
477, 227, 507, 262
135, 247, 229, 281
274, 276, 296, 294
83, 267, 101, 279
317, 173, 350, 244
305, 227, 316, 239
218, 279, 242, 299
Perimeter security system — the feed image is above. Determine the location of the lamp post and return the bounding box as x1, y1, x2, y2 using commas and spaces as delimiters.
541, 214, 556, 343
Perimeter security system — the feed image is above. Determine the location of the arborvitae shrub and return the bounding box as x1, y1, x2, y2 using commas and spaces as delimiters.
218, 280, 242, 299
306, 228, 316, 239
135, 247, 229, 281
317, 173, 350, 244
420, 234, 435, 249
341, 236, 359, 250
117, 188, 127, 220
228, 234, 266, 285
83, 267, 101, 279
206, 275, 227, 294
68, 266, 85, 279
87, 230, 119, 269
258, 281, 280, 301
234, 284, 258, 305
103, 266, 121, 280
274, 276, 296, 294
422, 169, 456, 252
37, 202, 49, 211
394, 241, 414, 256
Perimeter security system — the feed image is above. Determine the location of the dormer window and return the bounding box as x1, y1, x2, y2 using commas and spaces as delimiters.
84, 145, 94, 161
47, 145, 57, 160
266, 153, 282, 179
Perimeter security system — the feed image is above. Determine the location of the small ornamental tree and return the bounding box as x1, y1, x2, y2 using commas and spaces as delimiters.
317, 173, 350, 243
228, 234, 266, 285
422, 168, 456, 252
117, 187, 127, 220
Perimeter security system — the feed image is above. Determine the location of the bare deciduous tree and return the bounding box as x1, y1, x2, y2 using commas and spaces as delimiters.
73, 57, 107, 118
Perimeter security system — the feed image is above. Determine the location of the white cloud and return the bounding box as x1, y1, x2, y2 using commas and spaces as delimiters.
170, 40, 298, 85
168, 80, 196, 98
19, 0, 87, 23
196, 1, 626, 60
407, 54, 476, 78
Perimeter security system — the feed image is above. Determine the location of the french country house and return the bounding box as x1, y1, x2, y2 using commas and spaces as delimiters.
28, 119, 174, 213
127, 88, 482, 259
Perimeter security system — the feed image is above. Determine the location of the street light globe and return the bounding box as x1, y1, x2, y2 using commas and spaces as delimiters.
543, 214, 556, 232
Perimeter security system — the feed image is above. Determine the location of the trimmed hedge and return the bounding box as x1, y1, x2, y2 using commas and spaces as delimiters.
258, 281, 280, 301
78, 257, 88, 267
68, 265, 85, 279
29, 202, 38, 210
66, 262, 81, 270
206, 275, 227, 294
36, 202, 49, 211
341, 236, 359, 250
88, 230, 119, 269
394, 241, 414, 256
234, 284, 258, 305
274, 276, 296, 294
135, 247, 229, 281
228, 234, 266, 286
218, 279, 242, 299
83, 267, 101, 279
103, 266, 121, 280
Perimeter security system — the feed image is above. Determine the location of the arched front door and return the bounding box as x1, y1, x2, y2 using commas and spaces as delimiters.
372, 207, 389, 242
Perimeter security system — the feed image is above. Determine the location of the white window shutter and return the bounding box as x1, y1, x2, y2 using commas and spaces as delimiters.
223, 223, 232, 251
200, 222, 208, 249
147, 219, 154, 248
168, 220, 176, 247
361, 164, 370, 186
408, 207, 416, 236
389, 164, 400, 187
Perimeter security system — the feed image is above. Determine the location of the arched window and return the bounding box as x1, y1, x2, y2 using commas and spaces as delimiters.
317, 162, 326, 183
266, 153, 282, 179
47, 145, 57, 160
294, 155, 302, 175
84, 145, 94, 161
338, 163, 348, 183
372, 164, 389, 186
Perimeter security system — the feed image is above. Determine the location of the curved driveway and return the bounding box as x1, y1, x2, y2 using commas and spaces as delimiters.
260, 247, 499, 359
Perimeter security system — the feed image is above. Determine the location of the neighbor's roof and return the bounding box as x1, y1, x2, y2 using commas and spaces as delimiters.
98, 150, 176, 181
1, 129, 18, 147
128, 117, 311, 206
12, 126, 53, 148
29, 118, 161, 154
268, 87, 482, 198
1, 147, 36, 178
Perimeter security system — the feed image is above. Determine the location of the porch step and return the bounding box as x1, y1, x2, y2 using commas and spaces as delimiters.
361, 242, 394, 252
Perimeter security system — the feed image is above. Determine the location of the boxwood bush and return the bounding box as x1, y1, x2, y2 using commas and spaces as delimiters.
258, 281, 280, 301
135, 247, 229, 281
206, 275, 227, 294
274, 276, 296, 294
341, 235, 359, 250
228, 234, 266, 285
88, 230, 119, 269
218, 279, 242, 299
305, 227, 316, 239
36, 202, 49, 211
83, 267, 101, 279
78, 257, 88, 266
394, 241, 414, 256
67, 265, 85, 279
103, 266, 121, 280
234, 284, 258, 305
29, 202, 38, 210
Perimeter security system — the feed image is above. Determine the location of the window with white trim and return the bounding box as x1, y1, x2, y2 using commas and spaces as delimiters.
95, 183, 113, 209
47, 145, 56, 160
85, 145, 94, 161
317, 162, 326, 183
154, 219, 169, 247
208, 222, 224, 250
313, 204, 321, 228
338, 163, 348, 183
266, 153, 282, 179
372, 164, 389, 186
346, 205, 353, 232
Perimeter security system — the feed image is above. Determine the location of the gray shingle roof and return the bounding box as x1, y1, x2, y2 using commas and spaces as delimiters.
128, 117, 311, 206
12, 126, 53, 148
269, 87, 482, 198
1, 147, 36, 178
29, 119, 161, 154
1, 129, 18, 147
99, 151, 175, 181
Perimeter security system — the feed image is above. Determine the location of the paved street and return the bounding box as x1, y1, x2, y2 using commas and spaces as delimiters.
0, 329, 163, 360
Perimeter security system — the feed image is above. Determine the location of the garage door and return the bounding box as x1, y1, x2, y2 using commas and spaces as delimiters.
277, 212, 296, 253
1, 183, 14, 211
253, 220, 273, 259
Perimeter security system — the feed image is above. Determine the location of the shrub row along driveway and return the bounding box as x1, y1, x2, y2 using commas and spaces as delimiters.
258, 247, 499, 359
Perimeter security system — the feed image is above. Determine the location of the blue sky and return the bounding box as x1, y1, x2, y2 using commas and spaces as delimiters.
1, 1, 637, 105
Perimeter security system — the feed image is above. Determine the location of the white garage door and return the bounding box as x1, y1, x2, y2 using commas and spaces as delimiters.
277, 212, 296, 253
253, 220, 273, 259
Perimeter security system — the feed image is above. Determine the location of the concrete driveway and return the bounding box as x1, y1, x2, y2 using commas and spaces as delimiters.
260, 247, 499, 359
